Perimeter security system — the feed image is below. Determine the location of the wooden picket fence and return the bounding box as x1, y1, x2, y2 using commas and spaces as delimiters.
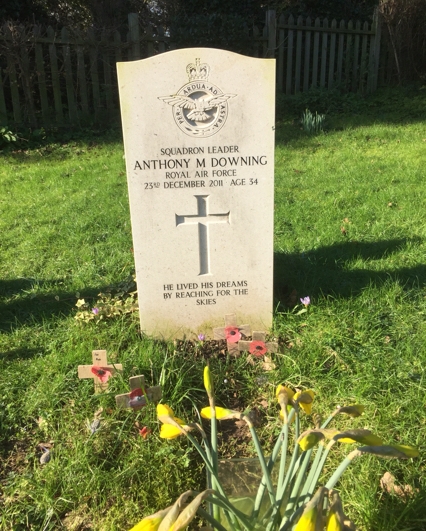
0, 10, 390, 128
274, 12, 381, 95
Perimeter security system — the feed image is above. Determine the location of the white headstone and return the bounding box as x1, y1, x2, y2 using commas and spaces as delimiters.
118, 48, 275, 338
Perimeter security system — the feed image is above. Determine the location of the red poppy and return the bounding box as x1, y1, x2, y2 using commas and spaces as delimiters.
225, 326, 241, 343
91, 366, 112, 383
139, 426, 152, 439
249, 341, 268, 357
129, 387, 147, 408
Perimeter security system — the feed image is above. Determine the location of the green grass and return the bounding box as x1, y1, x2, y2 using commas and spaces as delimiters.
1, 87, 425, 530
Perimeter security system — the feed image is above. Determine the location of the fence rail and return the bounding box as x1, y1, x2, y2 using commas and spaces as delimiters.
0, 10, 392, 128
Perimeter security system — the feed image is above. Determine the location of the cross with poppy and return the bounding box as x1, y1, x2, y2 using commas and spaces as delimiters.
78, 350, 123, 393
238, 331, 278, 358
213, 313, 251, 354
115, 375, 162, 411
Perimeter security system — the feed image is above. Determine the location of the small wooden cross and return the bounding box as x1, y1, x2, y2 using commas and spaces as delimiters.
213, 313, 251, 354
238, 331, 278, 357
115, 375, 162, 411
78, 350, 123, 393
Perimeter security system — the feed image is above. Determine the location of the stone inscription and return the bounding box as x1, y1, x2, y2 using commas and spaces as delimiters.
133, 145, 265, 190
163, 280, 249, 306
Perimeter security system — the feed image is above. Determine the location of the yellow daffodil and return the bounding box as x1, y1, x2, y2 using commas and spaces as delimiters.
298, 430, 325, 451
294, 487, 326, 531
157, 403, 175, 420
326, 490, 344, 531
390, 444, 419, 458
156, 404, 190, 439
276, 384, 295, 402
160, 422, 187, 439
294, 390, 315, 415
333, 429, 383, 446
129, 506, 171, 531
276, 385, 296, 421
358, 444, 419, 459
200, 406, 241, 420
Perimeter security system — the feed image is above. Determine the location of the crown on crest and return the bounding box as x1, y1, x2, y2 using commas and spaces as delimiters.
186, 58, 210, 81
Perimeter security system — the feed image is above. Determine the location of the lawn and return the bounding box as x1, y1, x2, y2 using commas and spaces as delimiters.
0, 86, 425, 530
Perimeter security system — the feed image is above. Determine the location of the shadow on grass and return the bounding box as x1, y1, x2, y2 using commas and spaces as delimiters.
275, 85, 426, 145
0, 347, 43, 361
274, 237, 425, 304
4, 125, 123, 163
0, 279, 109, 333
371, 486, 426, 531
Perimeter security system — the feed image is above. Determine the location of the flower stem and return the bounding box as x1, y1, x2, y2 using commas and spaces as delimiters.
246, 421, 276, 507
281, 449, 312, 525
186, 433, 240, 531
197, 507, 230, 531
325, 449, 361, 490
252, 409, 295, 520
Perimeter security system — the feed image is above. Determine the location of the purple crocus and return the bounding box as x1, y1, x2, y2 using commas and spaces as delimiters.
197, 333, 206, 341
300, 296, 311, 307
92, 307, 99, 315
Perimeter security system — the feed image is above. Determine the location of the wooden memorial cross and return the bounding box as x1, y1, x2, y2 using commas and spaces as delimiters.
115, 375, 162, 411
213, 313, 251, 354
78, 350, 123, 393
238, 331, 278, 358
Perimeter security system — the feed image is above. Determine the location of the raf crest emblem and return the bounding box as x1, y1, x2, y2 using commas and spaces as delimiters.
159, 58, 236, 137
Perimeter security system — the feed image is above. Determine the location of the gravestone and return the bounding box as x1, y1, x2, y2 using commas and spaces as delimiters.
118, 48, 275, 338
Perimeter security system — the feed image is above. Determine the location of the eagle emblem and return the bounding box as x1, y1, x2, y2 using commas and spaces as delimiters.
160, 93, 236, 123
159, 58, 236, 137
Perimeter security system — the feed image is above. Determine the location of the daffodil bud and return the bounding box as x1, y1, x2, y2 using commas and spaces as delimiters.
203, 365, 213, 398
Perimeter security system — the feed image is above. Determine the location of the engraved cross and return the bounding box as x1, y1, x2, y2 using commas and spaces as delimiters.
176, 195, 230, 275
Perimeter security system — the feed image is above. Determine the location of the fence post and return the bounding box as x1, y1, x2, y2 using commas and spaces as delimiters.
266, 9, 276, 58
276, 13, 285, 91
0, 68, 7, 125
33, 25, 50, 123
367, 7, 382, 93
128, 13, 140, 60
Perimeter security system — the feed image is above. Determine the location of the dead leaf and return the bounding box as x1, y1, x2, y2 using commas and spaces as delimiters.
246, 355, 256, 366
38, 442, 53, 449
94, 407, 103, 418
262, 356, 276, 371
259, 399, 269, 409
380, 472, 417, 498
340, 226, 347, 236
